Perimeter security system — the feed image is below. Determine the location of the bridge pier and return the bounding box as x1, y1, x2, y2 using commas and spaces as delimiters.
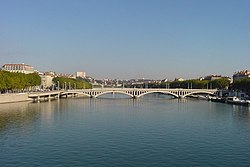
37, 95, 40, 102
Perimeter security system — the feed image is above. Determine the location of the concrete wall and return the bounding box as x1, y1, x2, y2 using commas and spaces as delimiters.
0, 93, 32, 104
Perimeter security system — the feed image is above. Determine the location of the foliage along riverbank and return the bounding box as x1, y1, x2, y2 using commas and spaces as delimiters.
170, 78, 230, 89
132, 78, 231, 89
52, 77, 92, 89
0, 71, 41, 93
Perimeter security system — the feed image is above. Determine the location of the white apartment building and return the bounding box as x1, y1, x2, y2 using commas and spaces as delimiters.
2, 63, 35, 74
76, 71, 86, 78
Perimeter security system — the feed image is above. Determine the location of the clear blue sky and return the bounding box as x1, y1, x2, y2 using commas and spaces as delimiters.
0, 0, 249, 80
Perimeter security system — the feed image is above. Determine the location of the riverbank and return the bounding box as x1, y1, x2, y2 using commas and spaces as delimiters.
0, 93, 32, 104
195, 95, 250, 106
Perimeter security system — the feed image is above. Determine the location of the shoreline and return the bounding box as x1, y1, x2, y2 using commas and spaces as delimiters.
1, 93, 249, 107
0, 92, 84, 104
0, 93, 32, 104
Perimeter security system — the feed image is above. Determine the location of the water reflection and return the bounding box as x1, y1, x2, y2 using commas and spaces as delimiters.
232, 105, 250, 123
1, 97, 250, 166
0, 100, 59, 132
96, 92, 175, 99
96, 93, 131, 99
0, 102, 39, 131
1, 98, 250, 135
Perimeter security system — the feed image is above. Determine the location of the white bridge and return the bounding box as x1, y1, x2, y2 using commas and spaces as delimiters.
68, 88, 217, 98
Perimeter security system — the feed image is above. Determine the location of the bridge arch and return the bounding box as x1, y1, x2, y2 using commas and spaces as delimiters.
68, 89, 217, 99
62, 92, 92, 98
79, 93, 92, 97
183, 91, 216, 98
95, 91, 134, 98
137, 91, 179, 98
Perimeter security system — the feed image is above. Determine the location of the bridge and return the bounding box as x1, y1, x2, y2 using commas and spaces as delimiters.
28, 91, 62, 101
67, 88, 217, 98
28, 88, 217, 101
28, 90, 78, 101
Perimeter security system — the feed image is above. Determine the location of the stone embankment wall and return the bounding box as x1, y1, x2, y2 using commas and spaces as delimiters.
0, 93, 32, 104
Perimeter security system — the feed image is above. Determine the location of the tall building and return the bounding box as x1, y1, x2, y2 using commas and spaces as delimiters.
76, 71, 86, 78
2, 63, 35, 74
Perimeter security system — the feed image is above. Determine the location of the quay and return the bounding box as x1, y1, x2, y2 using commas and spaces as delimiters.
209, 96, 250, 106
0, 90, 78, 103
28, 90, 79, 102
0, 93, 30, 104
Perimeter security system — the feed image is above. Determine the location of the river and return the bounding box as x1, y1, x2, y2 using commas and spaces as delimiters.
0, 95, 250, 166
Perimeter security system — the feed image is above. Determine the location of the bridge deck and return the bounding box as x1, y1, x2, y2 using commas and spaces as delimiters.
27, 88, 217, 100
68, 88, 217, 98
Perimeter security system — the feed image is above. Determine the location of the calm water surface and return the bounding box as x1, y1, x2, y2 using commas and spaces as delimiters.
0, 96, 250, 166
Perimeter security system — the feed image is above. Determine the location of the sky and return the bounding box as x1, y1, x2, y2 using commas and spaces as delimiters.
0, 0, 249, 80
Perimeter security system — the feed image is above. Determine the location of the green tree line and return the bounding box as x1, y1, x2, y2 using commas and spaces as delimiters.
232, 78, 250, 93
170, 78, 230, 89
126, 78, 230, 89
52, 77, 92, 89
0, 70, 41, 92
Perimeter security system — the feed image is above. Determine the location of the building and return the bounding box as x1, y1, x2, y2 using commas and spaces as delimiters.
175, 78, 185, 81
76, 71, 86, 78
56, 73, 76, 79
204, 75, 222, 81
39, 72, 56, 89
2, 63, 35, 74
232, 70, 250, 97
40, 75, 54, 89
233, 70, 250, 80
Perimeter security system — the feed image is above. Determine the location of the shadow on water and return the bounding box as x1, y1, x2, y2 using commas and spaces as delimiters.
141, 92, 175, 99
93, 92, 176, 99
95, 93, 132, 99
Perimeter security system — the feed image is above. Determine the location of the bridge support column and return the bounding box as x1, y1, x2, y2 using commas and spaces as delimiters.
133, 95, 139, 99
37, 95, 40, 102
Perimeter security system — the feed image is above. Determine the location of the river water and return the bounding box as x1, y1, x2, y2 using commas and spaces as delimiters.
0, 95, 250, 166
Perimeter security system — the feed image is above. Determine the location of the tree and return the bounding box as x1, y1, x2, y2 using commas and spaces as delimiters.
210, 78, 230, 89
52, 77, 92, 89
232, 78, 250, 92
0, 70, 41, 92
169, 78, 229, 89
